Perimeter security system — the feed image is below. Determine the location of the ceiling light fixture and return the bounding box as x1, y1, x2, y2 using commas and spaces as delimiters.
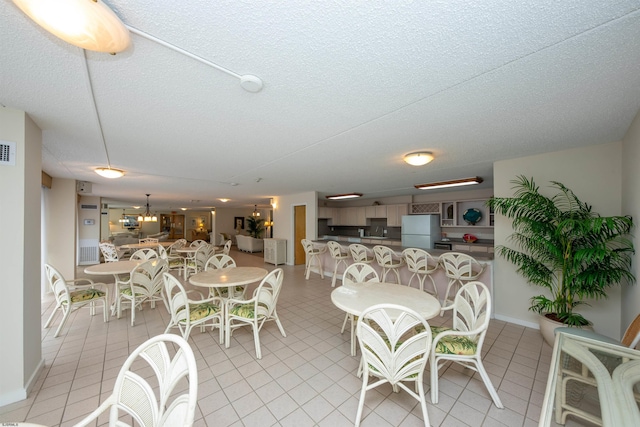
252, 205, 261, 217
414, 177, 483, 190
12, 0, 131, 54
118, 209, 127, 222
137, 194, 157, 222
95, 167, 125, 178
125, 26, 263, 92
326, 193, 363, 200
220, 198, 229, 203
404, 152, 434, 166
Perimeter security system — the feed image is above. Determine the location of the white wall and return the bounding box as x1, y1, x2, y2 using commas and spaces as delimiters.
273, 192, 318, 264
47, 178, 77, 280
0, 108, 43, 405
493, 141, 624, 338
621, 111, 640, 334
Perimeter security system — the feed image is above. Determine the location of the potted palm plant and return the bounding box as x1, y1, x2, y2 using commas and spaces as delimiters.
487, 176, 635, 344
245, 216, 265, 239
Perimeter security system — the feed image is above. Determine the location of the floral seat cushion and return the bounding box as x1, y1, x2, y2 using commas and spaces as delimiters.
69, 288, 105, 303
229, 303, 267, 319
187, 303, 220, 321
430, 326, 477, 355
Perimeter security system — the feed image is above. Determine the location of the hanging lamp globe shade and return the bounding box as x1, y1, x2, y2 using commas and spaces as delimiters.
94, 167, 125, 178
12, 0, 131, 53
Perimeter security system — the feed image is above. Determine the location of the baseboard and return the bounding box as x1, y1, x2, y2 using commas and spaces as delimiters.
0, 357, 44, 407
493, 313, 539, 329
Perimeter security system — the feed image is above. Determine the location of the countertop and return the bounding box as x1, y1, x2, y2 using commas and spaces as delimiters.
436, 239, 495, 247
313, 239, 494, 261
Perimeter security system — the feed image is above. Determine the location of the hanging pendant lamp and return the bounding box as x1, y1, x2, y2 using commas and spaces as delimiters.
137, 194, 157, 222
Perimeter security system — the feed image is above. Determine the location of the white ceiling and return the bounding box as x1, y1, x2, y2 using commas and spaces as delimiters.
2, 1, 640, 211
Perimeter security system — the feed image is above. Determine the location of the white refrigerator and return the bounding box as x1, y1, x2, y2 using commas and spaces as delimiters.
401, 215, 441, 250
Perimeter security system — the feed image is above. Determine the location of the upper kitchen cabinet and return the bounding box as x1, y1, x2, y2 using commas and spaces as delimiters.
318, 207, 337, 224
441, 199, 493, 228
386, 204, 408, 227
365, 205, 387, 218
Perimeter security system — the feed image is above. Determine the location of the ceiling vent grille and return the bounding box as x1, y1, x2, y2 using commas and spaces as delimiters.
0, 141, 17, 166
410, 202, 440, 214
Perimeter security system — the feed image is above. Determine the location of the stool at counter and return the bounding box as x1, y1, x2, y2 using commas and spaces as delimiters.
301, 239, 326, 280
327, 241, 350, 287
373, 245, 405, 284
349, 243, 374, 264
402, 247, 440, 299
438, 252, 486, 315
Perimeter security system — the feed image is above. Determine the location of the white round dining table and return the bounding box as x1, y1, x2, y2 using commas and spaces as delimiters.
331, 282, 441, 355
189, 266, 268, 297
118, 241, 173, 250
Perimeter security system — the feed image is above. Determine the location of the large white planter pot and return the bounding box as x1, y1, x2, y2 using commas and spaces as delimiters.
538, 313, 593, 346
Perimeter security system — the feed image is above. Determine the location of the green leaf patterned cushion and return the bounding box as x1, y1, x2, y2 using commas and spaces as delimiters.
188, 303, 220, 321
69, 289, 105, 303
169, 259, 183, 268
430, 326, 477, 355
119, 288, 144, 297
229, 303, 259, 318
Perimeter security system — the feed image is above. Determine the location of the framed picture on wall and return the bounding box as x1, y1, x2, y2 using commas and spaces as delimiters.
234, 217, 244, 230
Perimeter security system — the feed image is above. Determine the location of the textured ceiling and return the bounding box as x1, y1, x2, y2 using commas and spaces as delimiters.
2, 1, 640, 210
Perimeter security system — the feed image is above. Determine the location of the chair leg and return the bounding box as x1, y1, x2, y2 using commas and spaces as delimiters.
252, 321, 262, 359
474, 359, 504, 408
441, 279, 459, 316
341, 313, 350, 333
44, 303, 60, 329
53, 307, 71, 338
430, 358, 440, 404
355, 374, 368, 426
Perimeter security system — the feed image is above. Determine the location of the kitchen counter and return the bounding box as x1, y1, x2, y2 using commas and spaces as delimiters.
314, 238, 493, 261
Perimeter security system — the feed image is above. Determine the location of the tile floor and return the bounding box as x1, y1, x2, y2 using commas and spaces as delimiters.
0, 248, 590, 426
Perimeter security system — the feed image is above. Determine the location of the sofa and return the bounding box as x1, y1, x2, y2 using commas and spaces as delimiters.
108, 231, 139, 246
236, 235, 264, 253
147, 231, 169, 241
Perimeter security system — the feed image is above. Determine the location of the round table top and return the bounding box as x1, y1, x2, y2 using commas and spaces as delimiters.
331, 282, 440, 319
189, 267, 268, 288
84, 260, 141, 275
118, 241, 173, 250
175, 246, 200, 253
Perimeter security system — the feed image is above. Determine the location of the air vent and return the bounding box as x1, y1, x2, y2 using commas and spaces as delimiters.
0, 140, 17, 166
80, 204, 98, 210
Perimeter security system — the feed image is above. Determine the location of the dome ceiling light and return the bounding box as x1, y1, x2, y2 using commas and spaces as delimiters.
404, 152, 434, 166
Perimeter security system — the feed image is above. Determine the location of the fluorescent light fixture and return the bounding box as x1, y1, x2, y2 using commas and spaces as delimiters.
404, 152, 434, 166
95, 167, 125, 178
415, 177, 483, 190
219, 198, 229, 203
326, 193, 363, 200
13, 0, 131, 53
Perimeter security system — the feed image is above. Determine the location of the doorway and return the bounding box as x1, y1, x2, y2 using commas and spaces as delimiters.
294, 205, 306, 265
160, 213, 185, 239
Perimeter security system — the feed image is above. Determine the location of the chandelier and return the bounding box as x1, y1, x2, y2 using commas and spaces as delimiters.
118, 209, 127, 222
137, 194, 157, 222
252, 205, 260, 217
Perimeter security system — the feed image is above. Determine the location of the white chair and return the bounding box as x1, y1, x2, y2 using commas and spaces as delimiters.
439, 252, 486, 313
301, 239, 326, 280
355, 304, 432, 427
221, 239, 232, 255
430, 281, 503, 408
72, 334, 198, 427
225, 268, 286, 359
139, 237, 159, 244
341, 263, 380, 356
349, 243, 374, 264
553, 313, 640, 425
204, 254, 244, 299
402, 248, 440, 299
166, 239, 187, 274
184, 244, 215, 279
373, 245, 404, 284
44, 263, 109, 337
190, 239, 208, 247
99, 241, 126, 262
163, 273, 224, 343
115, 259, 168, 326
327, 241, 350, 287
130, 248, 159, 261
